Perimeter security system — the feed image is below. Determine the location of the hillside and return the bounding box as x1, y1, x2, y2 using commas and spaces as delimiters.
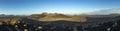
28, 12, 87, 22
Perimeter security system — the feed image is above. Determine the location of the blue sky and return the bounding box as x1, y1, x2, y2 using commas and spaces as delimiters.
0, 0, 120, 15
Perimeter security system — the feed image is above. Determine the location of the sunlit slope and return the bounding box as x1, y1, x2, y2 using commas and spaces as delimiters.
28, 12, 87, 22
0, 17, 22, 25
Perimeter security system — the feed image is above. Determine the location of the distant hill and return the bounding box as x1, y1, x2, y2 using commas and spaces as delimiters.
28, 12, 87, 22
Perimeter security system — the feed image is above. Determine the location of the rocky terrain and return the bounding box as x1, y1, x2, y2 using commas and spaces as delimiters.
0, 13, 120, 31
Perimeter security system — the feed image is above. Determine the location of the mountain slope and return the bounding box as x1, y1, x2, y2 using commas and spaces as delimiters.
28, 13, 87, 22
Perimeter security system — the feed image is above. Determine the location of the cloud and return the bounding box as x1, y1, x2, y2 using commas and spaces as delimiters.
94, 9, 101, 10
90, 8, 120, 15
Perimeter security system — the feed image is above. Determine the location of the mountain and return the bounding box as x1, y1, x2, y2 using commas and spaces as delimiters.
28, 12, 87, 22
90, 8, 120, 15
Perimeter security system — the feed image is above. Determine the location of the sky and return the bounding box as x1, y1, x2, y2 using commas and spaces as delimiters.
0, 0, 120, 15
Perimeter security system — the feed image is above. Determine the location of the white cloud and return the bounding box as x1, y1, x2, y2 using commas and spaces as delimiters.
94, 9, 101, 10
90, 8, 120, 15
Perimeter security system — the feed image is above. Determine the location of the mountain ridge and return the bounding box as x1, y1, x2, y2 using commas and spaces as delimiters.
28, 12, 87, 22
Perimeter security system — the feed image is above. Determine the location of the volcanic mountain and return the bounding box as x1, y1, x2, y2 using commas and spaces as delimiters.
28, 12, 87, 22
